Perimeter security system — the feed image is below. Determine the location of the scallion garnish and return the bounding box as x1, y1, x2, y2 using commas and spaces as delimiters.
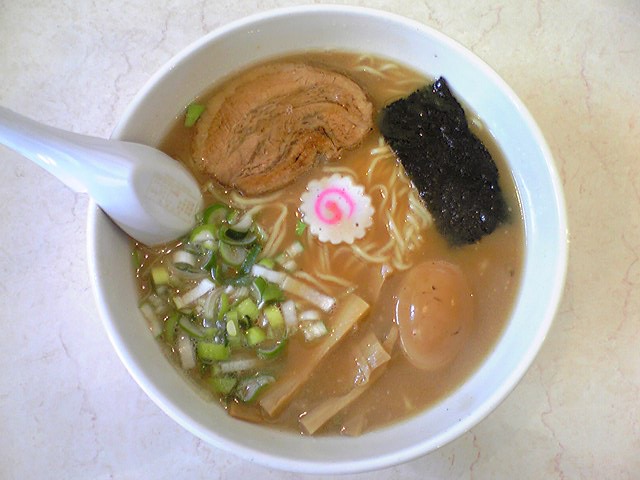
139, 197, 336, 406
184, 103, 205, 127
295, 219, 307, 236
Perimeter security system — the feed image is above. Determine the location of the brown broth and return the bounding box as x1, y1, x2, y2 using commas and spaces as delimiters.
149, 51, 524, 435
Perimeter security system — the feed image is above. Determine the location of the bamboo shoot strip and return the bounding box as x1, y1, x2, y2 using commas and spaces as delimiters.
259, 293, 370, 417
299, 331, 391, 435
382, 324, 399, 353
340, 411, 367, 437
227, 401, 264, 424
281, 276, 336, 312
339, 326, 399, 436
301, 385, 369, 435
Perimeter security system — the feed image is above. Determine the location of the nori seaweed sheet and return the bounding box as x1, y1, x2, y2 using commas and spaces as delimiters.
379, 77, 508, 245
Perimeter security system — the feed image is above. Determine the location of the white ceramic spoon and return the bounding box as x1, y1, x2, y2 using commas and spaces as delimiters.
0, 106, 203, 246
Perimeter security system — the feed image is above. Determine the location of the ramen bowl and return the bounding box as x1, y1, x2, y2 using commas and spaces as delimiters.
87, 5, 567, 474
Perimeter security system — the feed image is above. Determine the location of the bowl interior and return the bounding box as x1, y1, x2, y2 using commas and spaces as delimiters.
87, 5, 567, 474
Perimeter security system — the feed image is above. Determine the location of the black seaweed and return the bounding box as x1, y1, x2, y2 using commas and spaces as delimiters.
379, 77, 508, 245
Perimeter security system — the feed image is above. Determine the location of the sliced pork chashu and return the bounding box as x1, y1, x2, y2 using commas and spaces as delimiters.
192, 63, 373, 195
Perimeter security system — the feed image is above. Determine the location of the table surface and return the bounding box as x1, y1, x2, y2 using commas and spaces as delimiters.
1, 1, 638, 479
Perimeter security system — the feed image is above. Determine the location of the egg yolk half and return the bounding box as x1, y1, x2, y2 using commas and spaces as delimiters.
394, 260, 474, 370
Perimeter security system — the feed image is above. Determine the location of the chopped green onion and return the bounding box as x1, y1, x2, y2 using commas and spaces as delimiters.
185, 103, 205, 127
203, 326, 217, 339
202, 289, 221, 321
264, 304, 284, 330
227, 274, 254, 287
246, 326, 267, 346
281, 259, 298, 272
251, 264, 286, 285
218, 357, 262, 374
225, 308, 238, 322
202, 203, 229, 225
138, 196, 339, 399
299, 309, 321, 322
203, 250, 217, 271
295, 220, 307, 236
235, 297, 260, 322
237, 314, 251, 330
164, 312, 180, 344
274, 252, 287, 266
209, 376, 237, 395
218, 225, 257, 245
218, 242, 248, 266
257, 339, 287, 359
280, 300, 298, 331
286, 240, 305, 257
131, 249, 142, 269
173, 250, 197, 270
197, 342, 230, 362
265, 285, 284, 305
226, 316, 239, 337
253, 277, 266, 297
139, 302, 163, 337
255, 225, 268, 243
178, 315, 205, 338
151, 266, 170, 287
218, 292, 230, 321
302, 320, 328, 342
143, 292, 165, 311
210, 261, 227, 284
257, 257, 276, 269
230, 212, 253, 232
190, 224, 217, 250
227, 331, 243, 349
235, 375, 274, 402
173, 278, 216, 310
239, 244, 262, 276
177, 334, 196, 369
226, 209, 240, 224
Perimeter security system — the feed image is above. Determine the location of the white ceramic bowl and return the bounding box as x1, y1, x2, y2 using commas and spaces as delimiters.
87, 5, 567, 474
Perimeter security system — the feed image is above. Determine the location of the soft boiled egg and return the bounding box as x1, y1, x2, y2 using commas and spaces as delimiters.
394, 260, 474, 370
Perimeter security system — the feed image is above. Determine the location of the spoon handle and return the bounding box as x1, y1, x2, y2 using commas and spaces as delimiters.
0, 106, 111, 193
0, 106, 202, 246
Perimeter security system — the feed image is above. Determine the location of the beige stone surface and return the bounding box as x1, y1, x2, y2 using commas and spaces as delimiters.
0, 1, 638, 478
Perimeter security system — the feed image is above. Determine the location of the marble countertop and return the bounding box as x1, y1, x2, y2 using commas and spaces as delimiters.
1, 1, 638, 478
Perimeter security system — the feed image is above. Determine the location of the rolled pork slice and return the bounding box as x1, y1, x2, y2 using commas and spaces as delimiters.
192, 63, 374, 195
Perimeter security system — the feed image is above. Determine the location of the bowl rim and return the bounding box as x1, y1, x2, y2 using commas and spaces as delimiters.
87, 4, 568, 474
